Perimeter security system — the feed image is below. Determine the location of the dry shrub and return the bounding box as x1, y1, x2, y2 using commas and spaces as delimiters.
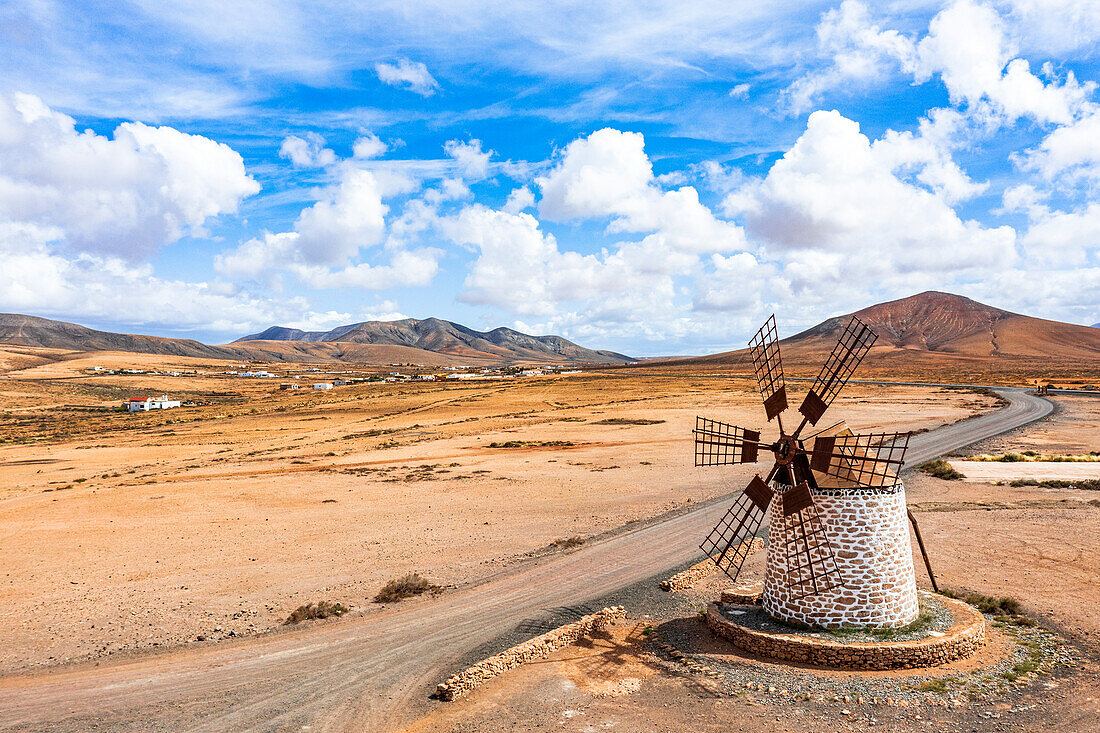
918, 459, 965, 480
593, 418, 665, 425
374, 573, 441, 603
551, 536, 585, 549
939, 589, 1021, 615
284, 600, 349, 625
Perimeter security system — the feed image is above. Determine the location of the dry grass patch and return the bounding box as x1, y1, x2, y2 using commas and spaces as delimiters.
919, 459, 966, 480
1009, 478, 1100, 490
939, 589, 1022, 616
284, 600, 349, 625
965, 451, 1100, 462
551, 536, 585, 549
592, 418, 665, 425
374, 572, 441, 603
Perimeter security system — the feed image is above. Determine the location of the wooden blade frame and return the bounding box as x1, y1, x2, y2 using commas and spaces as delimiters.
798, 315, 877, 426
749, 315, 788, 421
779, 482, 845, 599
810, 431, 911, 488
700, 476, 773, 582
693, 417, 760, 467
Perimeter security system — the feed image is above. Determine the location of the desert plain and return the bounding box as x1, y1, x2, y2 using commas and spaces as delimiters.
1, 348, 1098, 731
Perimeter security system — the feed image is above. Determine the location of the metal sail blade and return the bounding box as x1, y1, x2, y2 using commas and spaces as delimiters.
778, 482, 844, 599
700, 475, 772, 582
798, 315, 877, 427
810, 430, 911, 488
749, 315, 788, 421
790, 452, 818, 491
693, 417, 761, 467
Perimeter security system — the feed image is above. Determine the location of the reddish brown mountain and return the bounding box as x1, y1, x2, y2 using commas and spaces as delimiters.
789, 292, 1100, 359
685, 292, 1100, 367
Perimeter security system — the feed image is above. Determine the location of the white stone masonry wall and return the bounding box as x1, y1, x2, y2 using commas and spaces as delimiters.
763, 483, 919, 629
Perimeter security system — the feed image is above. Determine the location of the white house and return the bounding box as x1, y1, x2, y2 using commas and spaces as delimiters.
125, 395, 182, 412
313, 383, 333, 390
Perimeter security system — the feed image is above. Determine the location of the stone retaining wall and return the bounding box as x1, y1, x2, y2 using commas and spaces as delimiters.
662, 538, 764, 591
436, 606, 626, 701
706, 594, 985, 670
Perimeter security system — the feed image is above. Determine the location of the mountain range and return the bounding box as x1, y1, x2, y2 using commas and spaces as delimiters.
1, 292, 1097, 368
235, 318, 631, 363
0, 314, 631, 365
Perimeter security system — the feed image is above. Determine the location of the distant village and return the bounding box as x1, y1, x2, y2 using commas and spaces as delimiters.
91, 363, 586, 412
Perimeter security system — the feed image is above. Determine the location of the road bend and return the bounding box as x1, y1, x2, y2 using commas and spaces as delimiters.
0, 388, 1052, 732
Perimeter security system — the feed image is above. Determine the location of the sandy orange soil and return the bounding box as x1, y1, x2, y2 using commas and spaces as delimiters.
0, 358, 997, 674
403, 395, 1100, 733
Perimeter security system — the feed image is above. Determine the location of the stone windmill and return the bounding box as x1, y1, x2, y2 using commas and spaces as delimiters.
694, 315, 920, 629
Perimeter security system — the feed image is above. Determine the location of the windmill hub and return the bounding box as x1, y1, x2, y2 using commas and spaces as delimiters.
695, 313, 921, 630
771, 435, 800, 465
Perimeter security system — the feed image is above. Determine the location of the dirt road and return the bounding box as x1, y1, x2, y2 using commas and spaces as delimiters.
0, 389, 1052, 732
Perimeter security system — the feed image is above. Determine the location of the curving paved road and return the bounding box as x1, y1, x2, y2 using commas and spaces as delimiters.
0, 388, 1052, 732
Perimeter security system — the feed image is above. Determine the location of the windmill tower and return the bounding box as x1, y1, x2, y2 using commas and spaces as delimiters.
695, 315, 919, 629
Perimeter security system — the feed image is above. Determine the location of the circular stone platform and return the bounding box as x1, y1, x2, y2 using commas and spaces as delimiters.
705, 592, 985, 670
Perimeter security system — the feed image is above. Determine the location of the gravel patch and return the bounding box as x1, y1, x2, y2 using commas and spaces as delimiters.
715, 593, 953, 644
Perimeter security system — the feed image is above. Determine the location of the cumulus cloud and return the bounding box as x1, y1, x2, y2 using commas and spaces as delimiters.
279, 132, 336, 167
215, 164, 439, 290
283, 302, 407, 331
375, 58, 439, 96
434, 128, 756, 348
1019, 108, 1100, 181
441, 204, 697, 326
873, 107, 988, 204
503, 186, 535, 214
914, 1, 1094, 125
352, 132, 387, 159
0, 92, 259, 259
537, 128, 746, 254
444, 139, 492, 180
293, 168, 392, 265
724, 110, 1016, 279
1006, 0, 1100, 54
784, 0, 916, 114
0, 221, 301, 336
787, 1, 1094, 126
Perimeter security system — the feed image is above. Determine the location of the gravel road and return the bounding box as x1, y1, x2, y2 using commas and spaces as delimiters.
0, 388, 1052, 732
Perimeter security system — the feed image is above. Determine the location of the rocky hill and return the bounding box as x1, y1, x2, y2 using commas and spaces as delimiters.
787, 292, 1100, 358
683, 292, 1100, 366
236, 317, 631, 363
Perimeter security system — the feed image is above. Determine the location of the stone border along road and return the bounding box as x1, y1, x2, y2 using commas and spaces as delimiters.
0, 387, 1053, 732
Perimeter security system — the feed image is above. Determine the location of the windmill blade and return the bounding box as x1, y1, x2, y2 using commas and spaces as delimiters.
693, 417, 761, 467
778, 482, 845, 599
700, 475, 773, 582
797, 315, 877, 427
810, 430, 911, 488
789, 452, 818, 491
749, 315, 788, 421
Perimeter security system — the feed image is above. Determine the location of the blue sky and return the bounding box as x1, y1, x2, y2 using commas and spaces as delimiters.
1, 1, 1099, 355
